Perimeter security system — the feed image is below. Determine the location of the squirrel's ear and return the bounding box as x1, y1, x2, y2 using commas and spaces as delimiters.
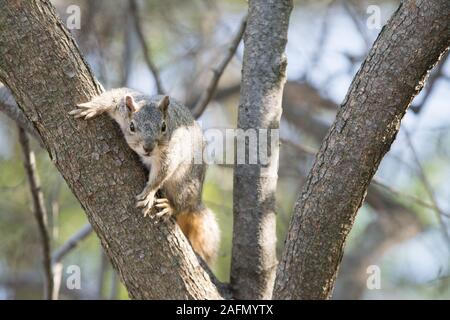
125, 95, 137, 113
158, 95, 170, 117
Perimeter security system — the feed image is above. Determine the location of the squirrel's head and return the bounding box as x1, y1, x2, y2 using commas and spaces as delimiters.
120, 95, 170, 158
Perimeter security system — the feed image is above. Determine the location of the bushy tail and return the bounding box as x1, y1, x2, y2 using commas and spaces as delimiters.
176, 206, 220, 265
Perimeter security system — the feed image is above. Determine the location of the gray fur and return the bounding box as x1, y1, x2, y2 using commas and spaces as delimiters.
70, 88, 219, 262
70, 88, 206, 215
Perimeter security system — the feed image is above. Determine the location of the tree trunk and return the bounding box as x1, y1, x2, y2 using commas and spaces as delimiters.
0, 0, 221, 299
274, 0, 450, 300
231, 0, 293, 299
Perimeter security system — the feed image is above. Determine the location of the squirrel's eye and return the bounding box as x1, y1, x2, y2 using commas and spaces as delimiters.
129, 122, 135, 132
161, 121, 167, 133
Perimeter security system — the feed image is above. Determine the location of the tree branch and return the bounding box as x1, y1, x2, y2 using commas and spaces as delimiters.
197, 80, 440, 218
0, 0, 221, 299
0, 272, 96, 299
283, 138, 446, 217
403, 129, 450, 241
281, 139, 425, 299
230, 0, 293, 299
17, 126, 53, 300
191, 16, 247, 119
129, 0, 165, 94
273, 0, 450, 299
51, 223, 93, 265
51, 223, 93, 300
341, 0, 371, 49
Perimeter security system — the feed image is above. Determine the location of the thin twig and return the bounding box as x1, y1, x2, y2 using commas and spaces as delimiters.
403, 129, 450, 243
341, 0, 371, 49
129, 0, 165, 94
51, 223, 93, 300
18, 126, 53, 300
51, 223, 93, 265
282, 137, 448, 216
109, 271, 120, 300
371, 180, 449, 217
308, 0, 336, 76
280, 138, 318, 158
120, 9, 133, 87
191, 16, 247, 119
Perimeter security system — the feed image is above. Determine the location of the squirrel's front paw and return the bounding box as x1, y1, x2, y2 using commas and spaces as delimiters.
154, 198, 174, 220
69, 102, 103, 120
136, 191, 156, 217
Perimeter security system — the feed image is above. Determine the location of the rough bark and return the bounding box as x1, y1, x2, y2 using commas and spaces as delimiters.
0, 0, 221, 299
0, 84, 44, 146
231, 0, 293, 299
273, 0, 450, 299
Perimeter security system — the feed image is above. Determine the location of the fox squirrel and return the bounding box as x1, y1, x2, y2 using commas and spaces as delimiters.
69, 88, 219, 264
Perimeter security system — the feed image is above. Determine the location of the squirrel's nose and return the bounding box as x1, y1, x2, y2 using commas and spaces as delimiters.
143, 144, 155, 155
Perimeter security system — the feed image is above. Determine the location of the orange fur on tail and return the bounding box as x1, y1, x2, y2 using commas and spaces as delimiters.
176, 207, 220, 264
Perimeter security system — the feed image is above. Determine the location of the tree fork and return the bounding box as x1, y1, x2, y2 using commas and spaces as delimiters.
274, 0, 450, 299
0, 0, 222, 299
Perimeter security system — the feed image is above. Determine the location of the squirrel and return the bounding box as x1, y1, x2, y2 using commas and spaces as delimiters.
69, 88, 219, 264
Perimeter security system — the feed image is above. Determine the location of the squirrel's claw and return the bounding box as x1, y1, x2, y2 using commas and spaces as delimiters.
154, 198, 173, 219
139, 197, 173, 219
140, 201, 154, 217
155, 198, 169, 204
69, 103, 103, 120
135, 193, 145, 201
68, 109, 83, 117
136, 196, 153, 209
76, 102, 93, 109
136, 189, 150, 201
136, 190, 156, 217
143, 206, 153, 218
155, 208, 171, 219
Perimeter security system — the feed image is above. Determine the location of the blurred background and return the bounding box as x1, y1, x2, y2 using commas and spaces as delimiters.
0, 0, 449, 299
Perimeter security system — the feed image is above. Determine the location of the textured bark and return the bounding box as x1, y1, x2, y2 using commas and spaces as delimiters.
0, 84, 44, 146
274, 0, 450, 300
0, 0, 221, 299
231, 0, 293, 299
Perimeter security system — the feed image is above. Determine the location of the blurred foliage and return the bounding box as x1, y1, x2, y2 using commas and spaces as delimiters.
0, 0, 449, 299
